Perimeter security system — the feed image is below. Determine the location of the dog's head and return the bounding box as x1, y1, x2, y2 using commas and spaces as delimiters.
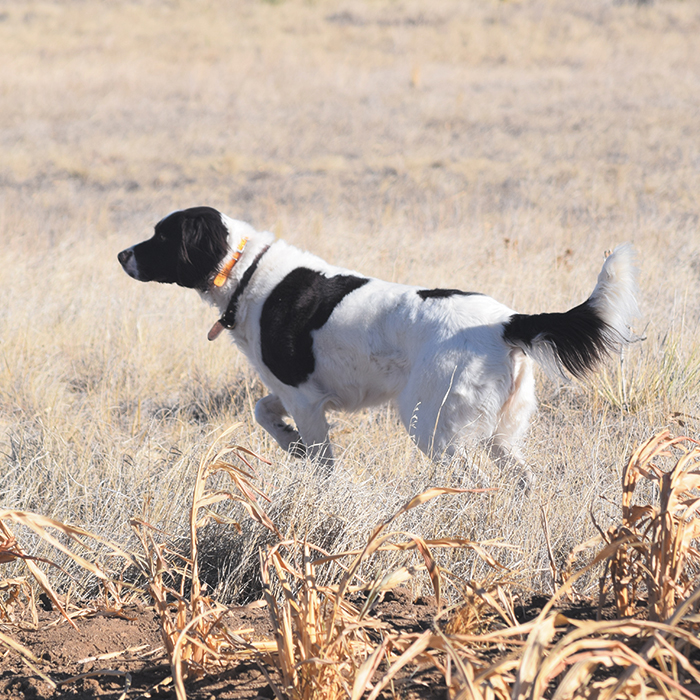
118, 207, 229, 289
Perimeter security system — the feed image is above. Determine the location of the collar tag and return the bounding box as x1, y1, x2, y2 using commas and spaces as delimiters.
207, 320, 225, 342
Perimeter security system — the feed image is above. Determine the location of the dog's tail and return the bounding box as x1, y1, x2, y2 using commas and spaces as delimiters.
502, 244, 639, 379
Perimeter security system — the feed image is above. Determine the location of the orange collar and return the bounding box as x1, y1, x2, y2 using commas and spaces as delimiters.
213, 237, 248, 287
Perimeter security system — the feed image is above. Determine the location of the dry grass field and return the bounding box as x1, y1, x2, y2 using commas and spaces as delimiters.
1, 0, 700, 697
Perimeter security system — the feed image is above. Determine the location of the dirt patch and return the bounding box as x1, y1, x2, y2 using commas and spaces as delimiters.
1, 604, 268, 699
0, 590, 443, 699
3, 590, 694, 699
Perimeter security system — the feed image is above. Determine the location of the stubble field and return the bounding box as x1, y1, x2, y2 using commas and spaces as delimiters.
1, 1, 699, 698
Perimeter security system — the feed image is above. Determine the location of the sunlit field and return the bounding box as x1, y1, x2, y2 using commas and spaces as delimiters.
1, 0, 699, 619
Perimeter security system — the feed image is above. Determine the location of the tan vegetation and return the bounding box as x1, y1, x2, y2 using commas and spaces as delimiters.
1, 0, 700, 697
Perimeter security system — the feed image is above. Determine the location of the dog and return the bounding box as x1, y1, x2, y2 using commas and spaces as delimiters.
118, 206, 638, 472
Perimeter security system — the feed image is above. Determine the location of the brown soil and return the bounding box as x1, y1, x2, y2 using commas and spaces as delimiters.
0, 589, 444, 699
0, 588, 661, 699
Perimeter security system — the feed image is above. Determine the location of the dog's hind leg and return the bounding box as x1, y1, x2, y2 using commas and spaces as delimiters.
254, 394, 306, 458
488, 351, 537, 489
486, 438, 534, 490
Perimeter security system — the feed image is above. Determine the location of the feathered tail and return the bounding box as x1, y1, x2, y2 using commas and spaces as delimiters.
502, 244, 639, 378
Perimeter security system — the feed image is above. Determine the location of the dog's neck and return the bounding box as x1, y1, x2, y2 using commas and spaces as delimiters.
200, 218, 276, 339
207, 243, 271, 341
204, 216, 271, 300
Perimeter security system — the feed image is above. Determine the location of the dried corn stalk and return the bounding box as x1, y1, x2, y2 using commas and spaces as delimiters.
604, 431, 700, 619
258, 485, 501, 700
131, 424, 279, 700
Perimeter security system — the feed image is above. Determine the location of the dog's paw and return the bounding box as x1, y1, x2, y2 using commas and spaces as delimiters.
516, 466, 535, 493
288, 439, 307, 459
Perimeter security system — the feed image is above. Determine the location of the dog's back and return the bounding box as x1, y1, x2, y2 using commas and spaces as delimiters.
399, 245, 638, 462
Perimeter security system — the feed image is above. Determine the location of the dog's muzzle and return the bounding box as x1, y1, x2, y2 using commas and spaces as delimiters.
118, 248, 140, 279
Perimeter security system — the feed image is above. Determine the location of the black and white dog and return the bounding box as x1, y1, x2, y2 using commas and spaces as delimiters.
118, 206, 638, 470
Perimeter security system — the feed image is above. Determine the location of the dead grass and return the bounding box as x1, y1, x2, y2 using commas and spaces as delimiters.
1, 2, 699, 696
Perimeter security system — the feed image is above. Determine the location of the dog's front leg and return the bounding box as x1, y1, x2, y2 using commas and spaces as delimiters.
254, 394, 306, 458
254, 394, 334, 469
294, 408, 334, 470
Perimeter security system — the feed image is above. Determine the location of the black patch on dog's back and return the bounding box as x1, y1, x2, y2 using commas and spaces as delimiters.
417, 288, 481, 300
260, 268, 369, 387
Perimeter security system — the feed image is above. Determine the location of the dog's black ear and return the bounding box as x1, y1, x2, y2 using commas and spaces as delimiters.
176, 208, 229, 289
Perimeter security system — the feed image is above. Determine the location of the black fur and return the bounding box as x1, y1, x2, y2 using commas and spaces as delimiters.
502, 300, 617, 379
117, 207, 229, 289
417, 288, 481, 300
260, 268, 369, 387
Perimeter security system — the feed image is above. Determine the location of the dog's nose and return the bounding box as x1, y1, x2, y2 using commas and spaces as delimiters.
118, 248, 133, 266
